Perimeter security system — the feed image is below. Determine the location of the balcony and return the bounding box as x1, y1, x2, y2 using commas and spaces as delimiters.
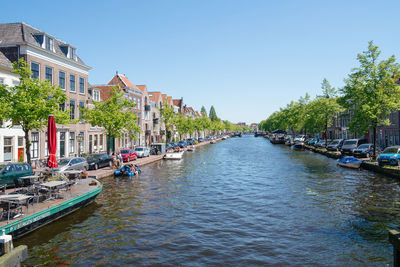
144, 104, 151, 111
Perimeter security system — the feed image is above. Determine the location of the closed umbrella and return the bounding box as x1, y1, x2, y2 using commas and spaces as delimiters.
47, 115, 58, 168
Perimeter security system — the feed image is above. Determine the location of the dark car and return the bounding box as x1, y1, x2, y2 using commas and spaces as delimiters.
186, 138, 195, 145
326, 139, 344, 151
167, 142, 178, 150
0, 162, 34, 187
87, 153, 113, 170
120, 149, 137, 162
205, 136, 212, 141
315, 139, 331, 148
178, 141, 187, 148
341, 138, 368, 156
353, 143, 379, 158
198, 138, 204, 143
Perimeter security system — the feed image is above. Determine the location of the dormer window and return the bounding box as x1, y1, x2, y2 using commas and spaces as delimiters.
33, 34, 44, 46
70, 47, 76, 60
45, 36, 53, 51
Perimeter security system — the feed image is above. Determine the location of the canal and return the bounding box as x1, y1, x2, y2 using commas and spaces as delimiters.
18, 135, 400, 266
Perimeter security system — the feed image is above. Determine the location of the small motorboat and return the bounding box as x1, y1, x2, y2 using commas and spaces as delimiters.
114, 164, 141, 177
164, 151, 184, 160
187, 145, 195, 152
292, 141, 304, 150
337, 157, 362, 169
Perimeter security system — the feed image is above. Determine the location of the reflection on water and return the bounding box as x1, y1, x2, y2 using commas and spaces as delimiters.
20, 136, 400, 266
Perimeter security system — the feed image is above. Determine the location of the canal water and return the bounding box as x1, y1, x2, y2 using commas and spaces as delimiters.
18, 135, 400, 266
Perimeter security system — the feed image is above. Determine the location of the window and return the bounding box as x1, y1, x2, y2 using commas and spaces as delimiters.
59, 102, 65, 111
59, 71, 65, 89
45, 67, 53, 84
0, 78, 3, 84
70, 100, 75, 119
79, 101, 84, 120
4, 137, 12, 161
94, 135, 98, 150
18, 137, 23, 147
69, 132, 75, 154
44, 131, 48, 157
70, 75, 76, 92
12, 80, 19, 86
70, 47, 76, 60
31, 132, 39, 159
45, 36, 53, 51
100, 134, 103, 150
93, 90, 100, 101
79, 77, 85, 94
31, 62, 40, 79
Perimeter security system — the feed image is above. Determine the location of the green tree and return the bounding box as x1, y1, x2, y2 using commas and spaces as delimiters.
209, 105, 218, 121
160, 101, 176, 144
82, 86, 139, 153
1, 58, 69, 164
339, 41, 400, 158
201, 106, 207, 116
316, 79, 343, 145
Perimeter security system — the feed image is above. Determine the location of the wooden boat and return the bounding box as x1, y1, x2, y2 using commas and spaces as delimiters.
337, 157, 362, 169
164, 151, 184, 160
292, 141, 305, 150
0, 177, 102, 239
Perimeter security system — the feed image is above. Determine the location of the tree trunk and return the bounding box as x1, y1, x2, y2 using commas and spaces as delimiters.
24, 129, 31, 165
373, 125, 377, 160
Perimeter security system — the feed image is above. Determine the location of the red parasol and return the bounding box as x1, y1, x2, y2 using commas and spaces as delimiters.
46, 115, 58, 168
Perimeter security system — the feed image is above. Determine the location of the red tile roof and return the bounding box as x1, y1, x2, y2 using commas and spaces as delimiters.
137, 85, 147, 92
108, 74, 139, 90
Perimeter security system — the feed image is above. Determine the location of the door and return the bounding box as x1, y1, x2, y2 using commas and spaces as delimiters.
89, 135, 93, 154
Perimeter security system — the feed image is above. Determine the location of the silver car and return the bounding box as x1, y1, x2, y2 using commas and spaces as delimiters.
134, 147, 150, 158
46, 157, 89, 173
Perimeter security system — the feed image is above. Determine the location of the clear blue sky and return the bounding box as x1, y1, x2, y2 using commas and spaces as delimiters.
2, 0, 400, 124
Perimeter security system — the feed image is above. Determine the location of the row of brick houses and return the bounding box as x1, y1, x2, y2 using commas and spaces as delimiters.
0, 22, 201, 163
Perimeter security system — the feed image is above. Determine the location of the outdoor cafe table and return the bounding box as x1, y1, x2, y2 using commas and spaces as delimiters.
20, 175, 40, 186
0, 194, 33, 221
40, 181, 67, 199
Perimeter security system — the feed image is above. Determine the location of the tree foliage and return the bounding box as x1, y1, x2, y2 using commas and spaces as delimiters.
0, 58, 69, 164
82, 86, 139, 152
209, 105, 218, 121
339, 41, 400, 156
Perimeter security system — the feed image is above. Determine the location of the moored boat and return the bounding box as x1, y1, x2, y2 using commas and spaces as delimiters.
0, 177, 102, 239
337, 157, 362, 169
187, 145, 195, 152
114, 164, 141, 177
164, 151, 184, 160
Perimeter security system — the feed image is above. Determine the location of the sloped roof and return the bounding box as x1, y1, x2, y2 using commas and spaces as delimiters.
136, 85, 147, 92
0, 51, 12, 69
108, 74, 139, 90
90, 84, 115, 101
148, 91, 161, 103
173, 99, 182, 107
0, 22, 88, 67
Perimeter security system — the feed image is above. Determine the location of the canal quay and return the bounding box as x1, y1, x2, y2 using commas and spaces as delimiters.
16, 135, 400, 266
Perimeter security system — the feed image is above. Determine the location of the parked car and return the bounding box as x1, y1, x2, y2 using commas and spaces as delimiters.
135, 147, 150, 158
326, 139, 344, 152
353, 143, 380, 158
205, 136, 212, 141
120, 149, 137, 162
0, 162, 33, 187
341, 138, 368, 156
186, 138, 195, 145
378, 146, 400, 166
198, 138, 204, 143
47, 157, 88, 173
87, 153, 113, 170
315, 139, 331, 148
306, 138, 317, 146
178, 141, 187, 148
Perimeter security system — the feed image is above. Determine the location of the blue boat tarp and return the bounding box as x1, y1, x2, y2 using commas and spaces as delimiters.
337, 157, 362, 164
